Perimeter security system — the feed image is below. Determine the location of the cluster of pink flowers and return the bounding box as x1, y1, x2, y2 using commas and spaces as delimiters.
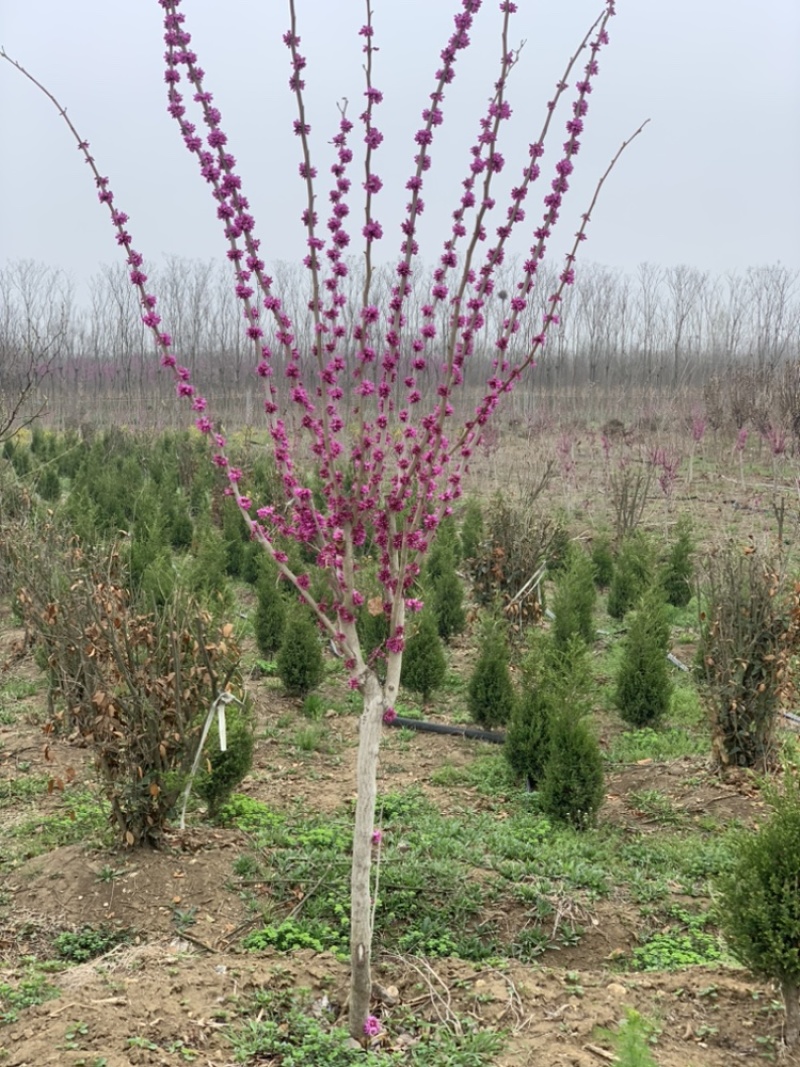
691, 413, 707, 444
68, 0, 618, 690
764, 424, 787, 457
649, 446, 681, 497
363, 1014, 382, 1038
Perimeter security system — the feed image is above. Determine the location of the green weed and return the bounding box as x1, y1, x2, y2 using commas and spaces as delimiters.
292, 724, 328, 753
0, 974, 59, 1024
596, 1008, 661, 1066
62, 1020, 89, 1050
243, 916, 348, 957
216, 794, 283, 840
627, 789, 682, 825
126, 1036, 160, 1050
228, 988, 504, 1066
301, 694, 326, 720
0, 679, 41, 701
7, 789, 111, 861
0, 775, 51, 808
428, 753, 514, 798
628, 907, 725, 971
607, 726, 706, 763
253, 658, 279, 677
54, 925, 132, 962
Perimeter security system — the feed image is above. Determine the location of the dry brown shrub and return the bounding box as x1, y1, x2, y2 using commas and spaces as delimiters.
13, 525, 243, 846
698, 543, 800, 771
470, 492, 560, 630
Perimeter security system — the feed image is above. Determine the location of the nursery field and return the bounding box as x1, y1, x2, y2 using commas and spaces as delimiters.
2, 411, 800, 1066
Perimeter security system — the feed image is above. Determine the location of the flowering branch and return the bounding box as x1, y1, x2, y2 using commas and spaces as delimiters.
2, 0, 642, 1040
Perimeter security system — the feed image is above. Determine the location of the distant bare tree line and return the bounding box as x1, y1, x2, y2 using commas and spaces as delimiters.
1, 256, 798, 432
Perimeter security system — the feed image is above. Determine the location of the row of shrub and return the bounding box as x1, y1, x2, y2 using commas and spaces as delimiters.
4, 426, 797, 837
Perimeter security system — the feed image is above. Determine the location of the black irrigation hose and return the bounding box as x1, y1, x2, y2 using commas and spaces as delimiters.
389, 715, 506, 745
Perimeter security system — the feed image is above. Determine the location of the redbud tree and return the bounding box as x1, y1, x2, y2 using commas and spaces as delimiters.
3, 0, 644, 1040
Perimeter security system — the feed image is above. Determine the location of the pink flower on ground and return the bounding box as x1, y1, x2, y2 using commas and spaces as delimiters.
363, 1015, 381, 1038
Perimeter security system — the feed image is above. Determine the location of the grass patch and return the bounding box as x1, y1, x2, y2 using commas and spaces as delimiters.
53, 925, 133, 962
0, 774, 51, 808
606, 726, 706, 764
227, 987, 504, 1066
0, 678, 46, 726
617, 829, 735, 896
627, 789, 682, 825
631, 904, 729, 973
664, 598, 699, 633
232, 784, 636, 965
0, 973, 59, 1024
669, 682, 706, 729
429, 753, 514, 798
301, 694, 326, 720
218, 794, 283, 840
292, 724, 329, 753
0, 678, 42, 701
6, 788, 112, 864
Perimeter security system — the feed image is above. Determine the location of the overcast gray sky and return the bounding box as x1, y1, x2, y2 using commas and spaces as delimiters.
1, 0, 799, 299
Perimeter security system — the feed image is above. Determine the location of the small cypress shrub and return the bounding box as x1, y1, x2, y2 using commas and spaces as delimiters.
187, 521, 230, 604
254, 560, 288, 657
538, 711, 605, 829
467, 624, 515, 728
357, 599, 390, 664
161, 483, 194, 551
551, 543, 596, 648
614, 586, 673, 727
169, 505, 195, 551
607, 531, 655, 620
401, 611, 447, 704
715, 778, 800, 1046
661, 515, 694, 607
431, 565, 466, 642
36, 465, 61, 503
128, 513, 174, 606
30, 426, 46, 455
277, 609, 325, 697
460, 497, 484, 562
428, 512, 461, 571
9, 442, 31, 476
222, 497, 250, 578
505, 679, 553, 791
424, 536, 466, 644
250, 456, 282, 510
241, 540, 263, 585
55, 430, 83, 479
137, 550, 177, 608
194, 698, 256, 820
597, 1009, 659, 1067
188, 472, 210, 517
546, 520, 571, 575
506, 635, 592, 789
60, 483, 100, 545
590, 533, 615, 588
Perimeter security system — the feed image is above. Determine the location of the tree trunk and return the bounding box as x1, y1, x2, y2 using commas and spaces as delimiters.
782, 979, 799, 1047
348, 669, 384, 1040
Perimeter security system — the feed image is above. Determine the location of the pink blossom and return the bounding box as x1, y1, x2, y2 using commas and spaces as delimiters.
363, 1015, 381, 1038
